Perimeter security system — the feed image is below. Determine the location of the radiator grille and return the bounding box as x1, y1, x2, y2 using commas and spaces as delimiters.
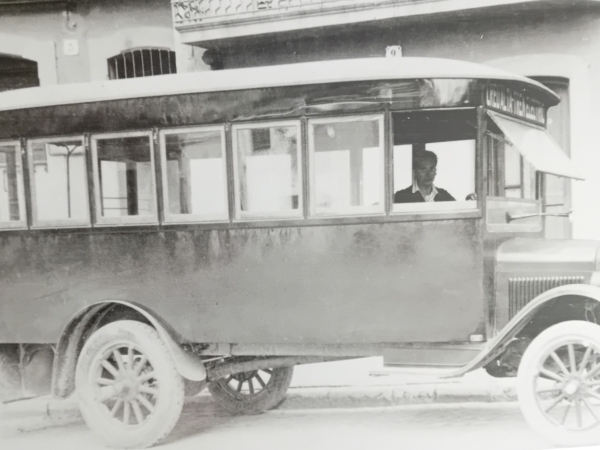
508, 276, 585, 319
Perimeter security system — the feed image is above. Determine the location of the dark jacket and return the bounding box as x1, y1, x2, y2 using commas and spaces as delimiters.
393, 186, 455, 203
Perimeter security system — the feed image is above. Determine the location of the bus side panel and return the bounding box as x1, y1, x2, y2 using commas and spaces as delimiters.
0, 218, 485, 345
184, 219, 485, 344
0, 231, 200, 343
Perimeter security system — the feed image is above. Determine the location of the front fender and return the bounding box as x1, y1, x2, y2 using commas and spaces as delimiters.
444, 284, 600, 378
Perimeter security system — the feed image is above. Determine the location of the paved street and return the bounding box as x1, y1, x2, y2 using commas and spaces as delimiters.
0, 400, 552, 450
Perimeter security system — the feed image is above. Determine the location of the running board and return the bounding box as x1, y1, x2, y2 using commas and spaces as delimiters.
383, 345, 483, 371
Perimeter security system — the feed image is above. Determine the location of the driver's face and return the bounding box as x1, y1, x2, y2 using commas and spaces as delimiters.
414, 159, 437, 189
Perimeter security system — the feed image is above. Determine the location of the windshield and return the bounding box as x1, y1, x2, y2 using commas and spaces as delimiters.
486, 119, 542, 232
485, 112, 581, 233
487, 120, 537, 201
488, 111, 581, 180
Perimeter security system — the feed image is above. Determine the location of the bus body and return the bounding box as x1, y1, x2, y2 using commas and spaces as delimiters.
0, 58, 597, 448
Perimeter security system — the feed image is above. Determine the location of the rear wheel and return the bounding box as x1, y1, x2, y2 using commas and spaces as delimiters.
75, 320, 184, 449
209, 365, 293, 415
517, 321, 600, 447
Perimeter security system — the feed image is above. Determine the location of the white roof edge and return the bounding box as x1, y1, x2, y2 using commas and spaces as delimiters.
0, 57, 557, 113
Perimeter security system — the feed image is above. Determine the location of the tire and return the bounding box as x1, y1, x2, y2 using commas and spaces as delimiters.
75, 320, 185, 449
208, 365, 293, 415
517, 320, 600, 447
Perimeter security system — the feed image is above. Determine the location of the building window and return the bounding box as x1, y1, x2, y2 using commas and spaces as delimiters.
251, 129, 271, 151
0, 55, 39, 92
107, 48, 176, 80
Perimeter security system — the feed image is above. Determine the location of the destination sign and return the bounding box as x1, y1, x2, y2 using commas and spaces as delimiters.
485, 84, 545, 125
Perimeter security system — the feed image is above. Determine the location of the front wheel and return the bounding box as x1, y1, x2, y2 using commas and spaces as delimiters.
75, 320, 185, 449
208, 365, 293, 415
517, 320, 600, 447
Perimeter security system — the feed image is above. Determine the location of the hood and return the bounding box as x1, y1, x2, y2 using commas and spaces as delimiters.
496, 238, 600, 273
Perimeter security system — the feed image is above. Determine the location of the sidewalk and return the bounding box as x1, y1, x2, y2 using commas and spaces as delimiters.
0, 395, 82, 438
0, 357, 517, 437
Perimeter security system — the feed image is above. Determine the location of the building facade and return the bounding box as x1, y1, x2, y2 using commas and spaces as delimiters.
0, 0, 207, 90
1, 0, 599, 240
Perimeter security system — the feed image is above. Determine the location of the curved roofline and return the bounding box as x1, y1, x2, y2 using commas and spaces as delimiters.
0, 57, 559, 112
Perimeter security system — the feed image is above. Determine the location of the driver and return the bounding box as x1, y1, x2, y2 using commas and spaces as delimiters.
394, 150, 455, 203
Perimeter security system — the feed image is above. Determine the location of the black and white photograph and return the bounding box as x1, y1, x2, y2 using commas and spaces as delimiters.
0, 1, 600, 449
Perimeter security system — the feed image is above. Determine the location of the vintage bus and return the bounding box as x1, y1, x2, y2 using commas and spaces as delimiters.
0, 57, 597, 448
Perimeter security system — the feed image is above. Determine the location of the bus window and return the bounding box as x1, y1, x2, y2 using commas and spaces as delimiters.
28, 137, 89, 227
233, 122, 301, 218
486, 119, 541, 232
0, 141, 25, 228
160, 127, 228, 222
309, 116, 384, 216
392, 110, 476, 213
92, 132, 157, 225
487, 123, 536, 200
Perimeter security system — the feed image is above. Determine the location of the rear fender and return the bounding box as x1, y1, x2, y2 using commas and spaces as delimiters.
52, 300, 206, 398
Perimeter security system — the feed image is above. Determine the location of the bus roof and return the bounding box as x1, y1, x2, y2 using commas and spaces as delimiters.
0, 57, 559, 112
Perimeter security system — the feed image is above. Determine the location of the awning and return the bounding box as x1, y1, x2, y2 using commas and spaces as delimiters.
488, 111, 584, 180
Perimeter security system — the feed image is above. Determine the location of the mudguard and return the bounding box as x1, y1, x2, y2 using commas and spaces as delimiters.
53, 300, 206, 397
444, 284, 600, 378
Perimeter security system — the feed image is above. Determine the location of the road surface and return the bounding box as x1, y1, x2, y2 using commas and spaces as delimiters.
0, 400, 554, 450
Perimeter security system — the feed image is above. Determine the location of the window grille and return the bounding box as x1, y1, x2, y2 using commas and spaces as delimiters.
107, 48, 177, 80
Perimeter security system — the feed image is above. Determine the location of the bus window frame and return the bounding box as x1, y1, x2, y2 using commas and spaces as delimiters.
159, 126, 229, 224
486, 130, 537, 201
0, 140, 27, 230
484, 113, 544, 233
27, 135, 91, 229
308, 114, 386, 218
231, 120, 304, 221
91, 130, 159, 227
389, 108, 479, 216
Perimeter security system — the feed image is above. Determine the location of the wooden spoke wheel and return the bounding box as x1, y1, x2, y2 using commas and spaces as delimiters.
518, 321, 600, 447
209, 365, 293, 415
75, 321, 184, 449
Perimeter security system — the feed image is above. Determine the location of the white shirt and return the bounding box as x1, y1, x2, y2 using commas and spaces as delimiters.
412, 180, 438, 202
